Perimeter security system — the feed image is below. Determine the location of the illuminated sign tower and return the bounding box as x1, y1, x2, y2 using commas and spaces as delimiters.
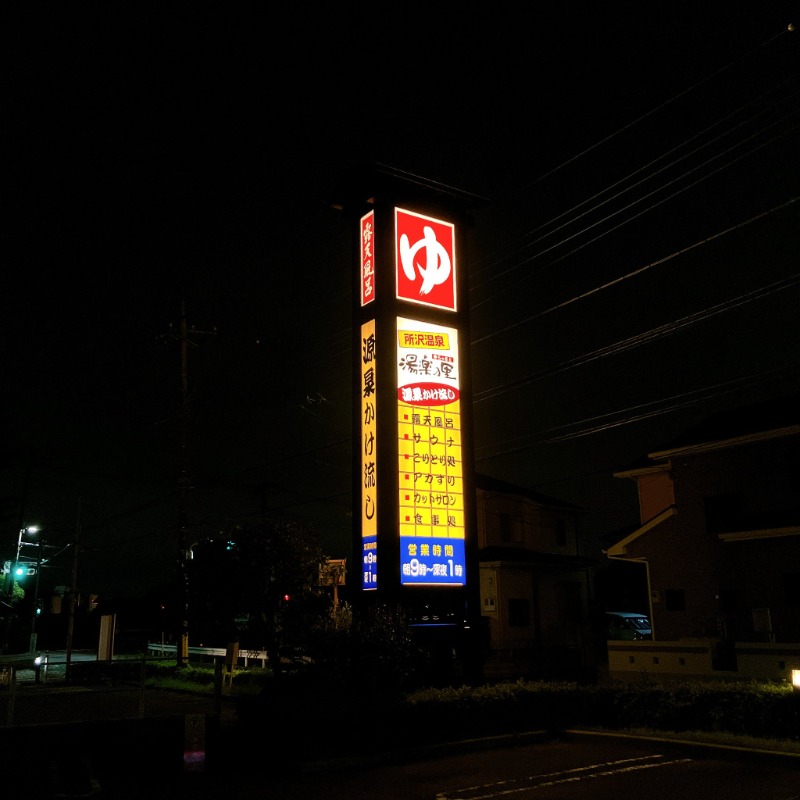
331, 163, 485, 669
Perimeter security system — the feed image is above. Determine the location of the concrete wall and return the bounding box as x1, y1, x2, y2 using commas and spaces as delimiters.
607, 639, 800, 684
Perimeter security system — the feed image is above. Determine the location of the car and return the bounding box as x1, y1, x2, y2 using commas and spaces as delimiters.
606, 611, 652, 641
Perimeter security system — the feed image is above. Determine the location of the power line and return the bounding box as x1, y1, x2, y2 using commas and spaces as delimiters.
511, 19, 795, 196
470, 120, 799, 325
472, 196, 798, 349
470, 81, 799, 296
475, 366, 799, 465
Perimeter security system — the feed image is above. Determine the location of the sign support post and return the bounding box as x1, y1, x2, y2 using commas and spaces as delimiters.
331, 163, 487, 684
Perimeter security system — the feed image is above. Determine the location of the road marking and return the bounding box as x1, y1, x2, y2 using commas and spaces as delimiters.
436, 755, 693, 799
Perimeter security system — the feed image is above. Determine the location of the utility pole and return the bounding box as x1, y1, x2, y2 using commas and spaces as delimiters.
65, 498, 81, 678
176, 302, 190, 668
175, 301, 216, 668
6, 465, 31, 599
28, 533, 44, 653
2, 467, 30, 651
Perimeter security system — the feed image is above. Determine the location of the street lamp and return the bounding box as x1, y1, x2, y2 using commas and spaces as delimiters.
16, 524, 39, 558
10, 525, 39, 591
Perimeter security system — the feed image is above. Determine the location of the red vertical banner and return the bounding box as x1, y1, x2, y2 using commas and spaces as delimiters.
361, 210, 375, 306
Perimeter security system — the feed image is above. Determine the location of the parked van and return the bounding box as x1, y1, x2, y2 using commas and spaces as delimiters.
605, 611, 652, 640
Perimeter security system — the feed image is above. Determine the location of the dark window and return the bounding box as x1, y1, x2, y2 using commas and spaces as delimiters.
555, 518, 567, 547
665, 589, 685, 611
499, 513, 512, 543
508, 598, 531, 628
788, 446, 800, 484
782, 573, 800, 606
703, 492, 742, 532
718, 587, 745, 614
556, 580, 582, 623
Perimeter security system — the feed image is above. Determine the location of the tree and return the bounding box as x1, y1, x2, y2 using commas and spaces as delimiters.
189, 518, 326, 675
0, 572, 25, 602
305, 600, 423, 698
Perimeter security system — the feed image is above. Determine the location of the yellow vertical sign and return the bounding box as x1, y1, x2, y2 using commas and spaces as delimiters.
361, 319, 378, 588
396, 317, 466, 585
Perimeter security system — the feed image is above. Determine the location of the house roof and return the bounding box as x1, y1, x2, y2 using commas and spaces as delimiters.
652, 392, 800, 455
616, 391, 800, 472
478, 545, 596, 569
604, 507, 678, 557
475, 472, 583, 510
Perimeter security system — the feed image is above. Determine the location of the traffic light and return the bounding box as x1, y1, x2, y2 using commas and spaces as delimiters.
35, 599, 43, 616
10, 563, 36, 579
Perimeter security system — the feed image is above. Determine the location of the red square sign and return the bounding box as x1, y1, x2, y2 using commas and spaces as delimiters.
395, 208, 456, 311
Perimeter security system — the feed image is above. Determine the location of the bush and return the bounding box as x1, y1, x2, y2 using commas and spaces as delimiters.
235, 675, 800, 764
143, 659, 267, 695
379, 679, 800, 753
154, 655, 800, 761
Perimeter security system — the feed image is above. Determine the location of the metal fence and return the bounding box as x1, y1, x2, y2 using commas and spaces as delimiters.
145, 642, 269, 667
0, 654, 222, 727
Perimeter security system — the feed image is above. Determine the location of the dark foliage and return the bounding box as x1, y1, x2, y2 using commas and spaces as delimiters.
187, 518, 327, 669
235, 675, 800, 766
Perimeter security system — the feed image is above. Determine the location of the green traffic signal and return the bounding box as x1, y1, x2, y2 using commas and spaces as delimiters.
8, 562, 36, 580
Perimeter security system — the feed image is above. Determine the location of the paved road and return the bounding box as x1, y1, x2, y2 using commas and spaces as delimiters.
3, 685, 800, 799
1, 681, 238, 799
3, 655, 799, 799
81, 730, 800, 800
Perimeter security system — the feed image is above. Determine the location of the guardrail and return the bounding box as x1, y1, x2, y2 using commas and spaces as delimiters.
1, 652, 148, 688
146, 642, 268, 668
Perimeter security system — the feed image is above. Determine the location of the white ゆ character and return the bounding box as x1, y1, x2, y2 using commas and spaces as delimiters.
400, 226, 451, 296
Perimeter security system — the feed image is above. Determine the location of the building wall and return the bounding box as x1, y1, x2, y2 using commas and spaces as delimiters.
475, 487, 578, 555
475, 482, 593, 676
622, 432, 800, 646
622, 514, 721, 641
637, 468, 675, 522
493, 565, 536, 650
719, 536, 800, 642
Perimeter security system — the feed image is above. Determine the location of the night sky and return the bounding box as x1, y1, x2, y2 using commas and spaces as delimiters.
5, 4, 799, 598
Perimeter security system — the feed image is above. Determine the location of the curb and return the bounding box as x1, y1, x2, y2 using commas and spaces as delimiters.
299, 727, 800, 773
562, 728, 800, 765
299, 729, 554, 772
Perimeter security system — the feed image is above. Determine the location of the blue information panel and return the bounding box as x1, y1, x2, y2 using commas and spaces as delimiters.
361, 535, 377, 590
399, 535, 466, 586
